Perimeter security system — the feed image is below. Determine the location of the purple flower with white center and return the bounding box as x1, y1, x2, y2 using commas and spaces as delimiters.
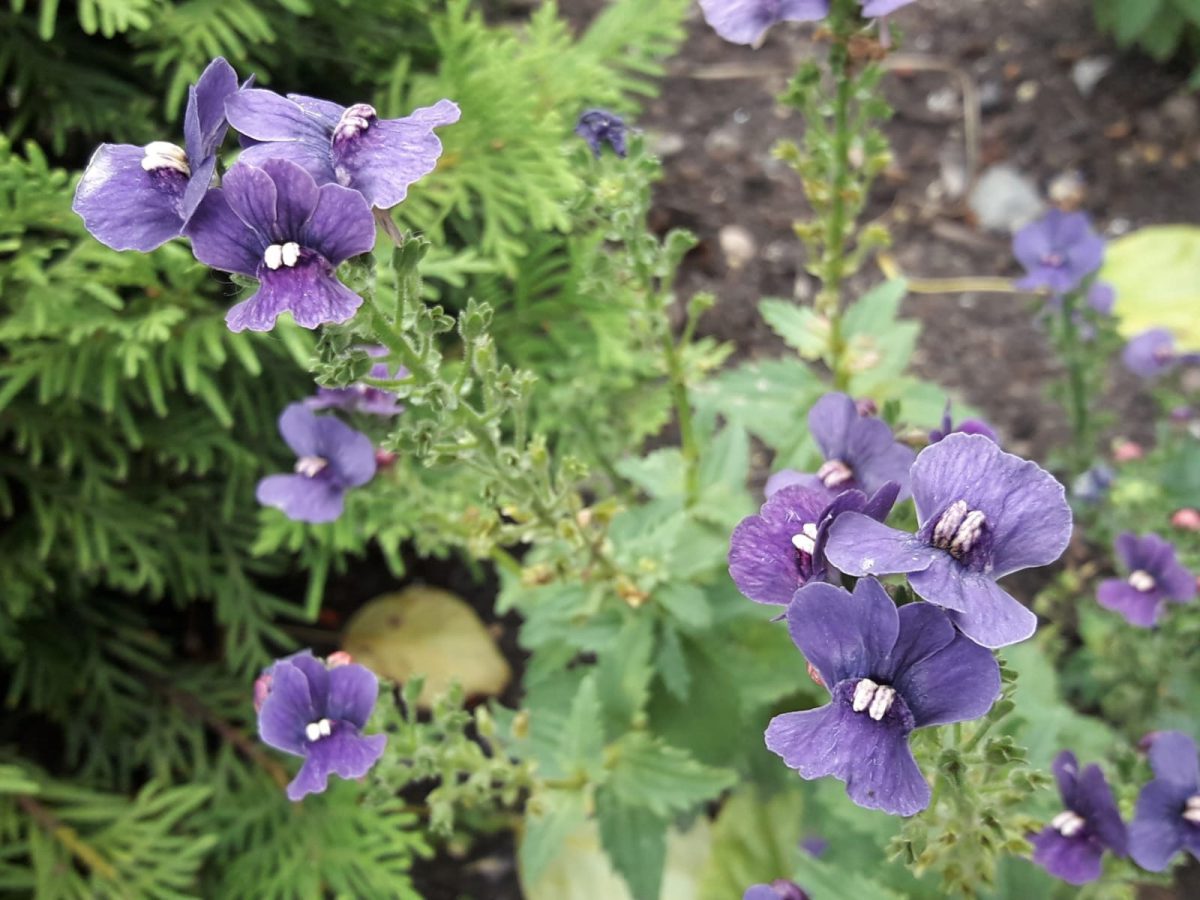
1121, 329, 1200, 378
1013, 210, 1105, 295
698, 0, 829, 46
929, 401, 998, 446
1096, 533, 1195, 627
225, 89, 459, 210
257, 403, 376, 523
183, 158, 375, 332
765, 392, 915, 501
574, 109, 628, 159
307, 346, 407, 417
766, 578, 1000, 816
1129, 731, 1200, 871
1030, 750, 1128, 885
825, 433, 1072, 648
729, 482, 899, 605
743, 880, 809, 900
257, 649, 387, 801
73, 58, 242, 252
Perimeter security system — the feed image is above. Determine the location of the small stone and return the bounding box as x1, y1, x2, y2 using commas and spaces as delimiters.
1048, 170, 1086, 211
926, 85, 960, 116
1071, 56, 1113, 98
719, 224, 757, 270
1161, 91, 1200, 134
704, 126, 742, 163
968, 164, 1045, 233
1016, 80, 1039, 103
652, 131, 686, 157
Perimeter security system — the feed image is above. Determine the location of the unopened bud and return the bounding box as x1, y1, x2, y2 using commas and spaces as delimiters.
326, 651, 353, 668
1171, 508, 1200, 531
1113, 440, 1144, 462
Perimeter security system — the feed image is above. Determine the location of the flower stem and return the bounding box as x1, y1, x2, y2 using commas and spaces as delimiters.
659, 322, 701, 506
1059, 291, 1092, 474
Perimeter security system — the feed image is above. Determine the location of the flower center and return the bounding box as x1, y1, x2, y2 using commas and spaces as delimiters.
1051, 810, 1086, 837
1185, 794, 1200, 825
790, 522, 819, 557
1041, 252, 1064, 268
817, 458, 854, 488
141, 141, 190, 176
851, 677, 896, 721
1128, 569, 1157, 592
264, 242, 302, 270
295, 455, 328, 478
333, 103, 377, 144
304, 718, 332, 743
932, 499, 987, 559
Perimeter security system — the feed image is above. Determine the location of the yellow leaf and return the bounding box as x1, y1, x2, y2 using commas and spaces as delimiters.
1102, 225, 1200, 346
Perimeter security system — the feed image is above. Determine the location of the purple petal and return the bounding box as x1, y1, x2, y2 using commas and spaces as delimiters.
1096, 579, 1163, 627
258, 158, 320, 238
277, 403, 322, 457
258, 661, 317, 755
220, 163, 279, 243
1148, 731, 1200, 788
909, 556, 1037, 648
256, 474, 346, 523
729, 485, 831, 605
743, 887, 780, 900
226, 88, 331, 144
764, 469, 827, 498
699, 0, 829, 46
1075, 763, 1128, 854
332, 100, 461, 209
1030, 828, 1104, 885
179, 154, 218, 224
286, 727, 387, 801
842, 417, 916, 499
183, 188, 261, 276
312, 416, 376, 488
326, 663, 379, 729
1012, 218, 1053, 275
1052, 750, 1082, 810
237, 139, 338, 186
1124, 533, 1196, 603
824, 512, 939, 577
786, 578, 899, 688
183, 57, 239, 161
287, 93, 345, 128
303, 182, 376, 266
808, 392, 857, 462
1122, 329, 1177, 379
860, 0, 914, 14
1129, 779, 1192, 871
226, 262, 363, 332
281, 650, 330, 712
72, 144, 185, 252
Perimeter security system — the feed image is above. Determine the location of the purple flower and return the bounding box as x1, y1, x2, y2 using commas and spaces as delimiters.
257, 649, 387, 801
765, 578, 1000, 816
729, 482, 899, 605
1013, 210, 1105, 295
765, 393, 915, 501
699, 0, 829, 46
574, 109, 628, 158
1087, 282, 1116, 316
859, 0, 914, 14
183, 158, 375, 332
1096, 533, 1195, 627
1120, 329, 1200, 379
825, 433, 1072, 648
1072, 463, 1115, 505
73, 58, 242, 252
225, 89, 460, 210
307, 347, 407, 417
257, 403, 376, 523
929, 401, 998, 446
1030, 750, 1128, 885
743, 880, 809, 900
1129, 731, 1200, 871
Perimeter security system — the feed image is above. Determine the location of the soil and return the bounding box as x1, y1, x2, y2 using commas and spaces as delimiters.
409, 0, 1200, 896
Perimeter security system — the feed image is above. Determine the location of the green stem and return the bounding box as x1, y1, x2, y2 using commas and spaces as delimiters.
1059, 291, 1091, 473
660, 323, 700, 506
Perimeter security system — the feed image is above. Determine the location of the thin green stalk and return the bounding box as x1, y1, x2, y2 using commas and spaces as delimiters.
660, 323, 700, 506
1059, 291, 1091, 473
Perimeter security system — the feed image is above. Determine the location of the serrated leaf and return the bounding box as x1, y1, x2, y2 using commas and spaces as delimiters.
596, 787, 669, 900
520, 789, 588, 887
596, 616, 655, 731
759, 299, 829, 359
654, 582, 712, 630
607, 733, 736, 817
657, 622, 691, 702
559, 676, 606, 777
694, 358, 824, 457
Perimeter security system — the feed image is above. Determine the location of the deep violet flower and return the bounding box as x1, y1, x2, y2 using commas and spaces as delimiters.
1012, 210, 1105, 295
225, 89, 460, 210
743, 880, 809, 900
1096, 533, 1195, 627
699, 0, 828, 46
574, 109, 628, 158
765, 392, 915, 501
184, 158, 375, 332
1129, 731, 1200, 871
825, 433, 1072, 648
257, 403, 376, 523
765, 578, 1000, 816
1030, 750, 1128, 885
257, 649, 387, 801
929, 401, 998, 446
728, 482, 899, 605
73, 58, 242, 251
1121, 329, 1200, 378
307, 346, 407, 417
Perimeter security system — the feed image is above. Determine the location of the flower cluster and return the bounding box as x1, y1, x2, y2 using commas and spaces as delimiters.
699, 0, 915, 47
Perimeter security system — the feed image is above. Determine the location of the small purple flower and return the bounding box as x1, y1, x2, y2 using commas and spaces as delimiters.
1072, 463, 1115, 505
307, 347, 407, 417
743, 880, 809, 900
825, 433, 1072, 648
257, 649, 387, 801
1129, 731, 1200, 871
1030, 750, 1128, 885
73, 58, 242, 251
1120, 329, 1200, 379
1096, 533, 1195, 627
225, 89, 460, 210
765, 393, 915, 501
729, 482, 899, 605
257, 403, 376, 523
766, 578, 1000, 816
699, 0, 829, 46
1013, 210, 1105, 295
184, 158, 376, 332
574, 109, 628, 159
929, 401, 998, 446
800, 835, 828, 857
859, 0, 914, 14
1087, 282, 1116, 316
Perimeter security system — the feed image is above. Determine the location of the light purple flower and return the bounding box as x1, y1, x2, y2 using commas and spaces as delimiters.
765, 578, 1000, 816
73, 58, 242, 251
1072, 464, 1115, 506
257, 403, 376, 523
729, 482, 899, 605
766, 393, 915, 501
743, 880, 809, 900
183, 158, 375, 332
575, 109, 628, 158
257, 649, 387, 801
1030, 750, 1128, 885
1096, 533, 1195, 627
307, 347, 407, 417
225, 89, 460, 210
699, 0, 829, 46
825, 433, 1072, 648
1087, 282, 1116, 316
1129, 731, 1200, 871
1013, 210, 1105, 295
1120, 329, 1200, 378
859, 0, 914, 14
929, 401, 998, 446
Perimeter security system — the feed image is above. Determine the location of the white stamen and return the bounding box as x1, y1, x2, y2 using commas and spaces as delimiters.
1128, 569, 1157, 592
264, 244, 284, 270
334, 103, 377, 142
851, 678, 879, 713
295, 455, 328, 478
140, 141, 190, 176
280, 241, 301, 267
1051, 810, 1086, 838
867, 685, 896, 721
817, 458, 854, 488
318, 718, 332, 737
933, 500, 968, 549
949, 510, 987, 557
305, 722, 322, 742
791, 522, 819, 556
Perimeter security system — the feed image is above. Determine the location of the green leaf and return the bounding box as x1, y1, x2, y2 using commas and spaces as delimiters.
1111, 0, 1164, 42
694, 358, 824, 457
1103, 225, 1200, 347
596, 787, 669, 900
559, 676, 606, 778
607, 733, 737, 817
840, 278, 908, 337
654, 582, 712, 630
596, 616, 656, 731
520, 789, 588, 887
657, 622, 691, 701
759, 299, 829, 360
